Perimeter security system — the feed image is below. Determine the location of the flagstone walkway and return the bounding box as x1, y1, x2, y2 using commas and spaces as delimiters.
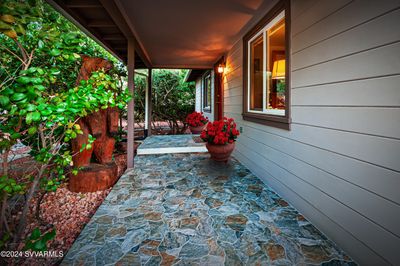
62, 152, 355, 265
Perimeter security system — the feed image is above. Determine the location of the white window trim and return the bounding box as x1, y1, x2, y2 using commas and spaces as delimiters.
247, 10, 285, 116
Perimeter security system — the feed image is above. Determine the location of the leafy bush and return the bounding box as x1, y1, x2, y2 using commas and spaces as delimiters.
134, 69, 195, 134
0, 0, 125, 91
24, 228, 56, 251
0, 0, 130, 248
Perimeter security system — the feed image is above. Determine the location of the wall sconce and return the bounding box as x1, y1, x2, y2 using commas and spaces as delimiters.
217, 63, 225, 74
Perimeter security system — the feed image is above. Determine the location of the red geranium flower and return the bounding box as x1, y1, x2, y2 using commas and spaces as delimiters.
200, 117, 240, 145
186, 111, 209, 127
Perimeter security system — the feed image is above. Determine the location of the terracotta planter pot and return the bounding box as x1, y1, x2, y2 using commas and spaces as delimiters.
189, 124, 207, 134
206, 142, 235, 162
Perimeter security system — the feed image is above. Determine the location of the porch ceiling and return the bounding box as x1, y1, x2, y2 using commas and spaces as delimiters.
47, 0, 276, 69
117, 0, 275, 69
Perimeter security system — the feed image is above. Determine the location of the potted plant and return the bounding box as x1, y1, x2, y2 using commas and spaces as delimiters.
186, 111, 209, 134
200, 117, 240, 162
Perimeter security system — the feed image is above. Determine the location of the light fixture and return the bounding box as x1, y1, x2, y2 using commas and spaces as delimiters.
271, 59, 285, 79
217, 63, 225, 74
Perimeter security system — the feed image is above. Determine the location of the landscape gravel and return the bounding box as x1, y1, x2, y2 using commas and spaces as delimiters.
14, 185, 111, 266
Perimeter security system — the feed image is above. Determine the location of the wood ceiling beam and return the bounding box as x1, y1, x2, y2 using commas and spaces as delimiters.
99, 0, 152, 68
47, 0, 126, 63
87, 20, 117, 27
107, 39, 126, 44
66, 0, 101, 8
113, 46, 127, 50
47, 0, 149, 68
103, 34, 125, 41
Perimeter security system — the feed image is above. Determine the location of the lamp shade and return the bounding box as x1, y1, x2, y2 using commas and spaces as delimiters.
272, 59, 285, 79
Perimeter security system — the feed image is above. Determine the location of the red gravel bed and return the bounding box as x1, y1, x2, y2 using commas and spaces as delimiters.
10, 185, 111, 266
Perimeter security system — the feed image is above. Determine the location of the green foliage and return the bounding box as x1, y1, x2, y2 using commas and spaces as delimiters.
0, 0, 41, 39
0, 0, 131, 167
1, 67, 130, 196
0, 232, 10, 250
0, 0, 131, 247
79, 134, 96, 152
0, 0, 125, 92
134, 69, 195, 133
1, 67, 127, 144
24, 228, 56, 251
0, 176, 25, 196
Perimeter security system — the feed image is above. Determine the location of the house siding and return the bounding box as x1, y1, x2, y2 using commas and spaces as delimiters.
195, 70, 215, 121
223, 0, 400, 265
195, 79, 201, 112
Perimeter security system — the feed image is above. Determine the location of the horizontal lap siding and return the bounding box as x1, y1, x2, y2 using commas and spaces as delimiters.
292, 42, 400, 88
292, 8, 400, 70
195, 79, 201, 112
292, 107, 400, 139
228, 116, 400, 204
196, 71, 215, 121
292, 75, 400, 106
291, 0, 352, 36
292, 0, 400, 53
224, 48, 243, 115
223, 0, 400, 264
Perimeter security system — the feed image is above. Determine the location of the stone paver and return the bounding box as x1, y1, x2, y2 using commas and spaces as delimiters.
137, 135, 207, 155
62, 153, 356, 265
138, 135, 205, 149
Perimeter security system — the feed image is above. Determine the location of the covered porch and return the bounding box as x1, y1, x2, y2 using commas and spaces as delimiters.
47, 0, 274, 168
43, 0, 393, 265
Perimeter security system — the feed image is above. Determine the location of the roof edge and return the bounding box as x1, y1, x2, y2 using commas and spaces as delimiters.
185, 69, 209, 82
45, 0, 125, 63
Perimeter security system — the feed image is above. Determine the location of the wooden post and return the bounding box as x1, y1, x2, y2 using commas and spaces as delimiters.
145, 68, 153, 136
127, 39, 135, 168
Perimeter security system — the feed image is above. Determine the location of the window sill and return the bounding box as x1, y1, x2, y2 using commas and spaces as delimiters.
242, 112, 290, 130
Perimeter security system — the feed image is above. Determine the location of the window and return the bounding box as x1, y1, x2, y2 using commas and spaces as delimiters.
243, 0, 290, 129
202, 72, 211, 112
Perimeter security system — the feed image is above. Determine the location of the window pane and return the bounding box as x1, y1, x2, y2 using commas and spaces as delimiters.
249, 34, 264, 111
267, 18, 285, 114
